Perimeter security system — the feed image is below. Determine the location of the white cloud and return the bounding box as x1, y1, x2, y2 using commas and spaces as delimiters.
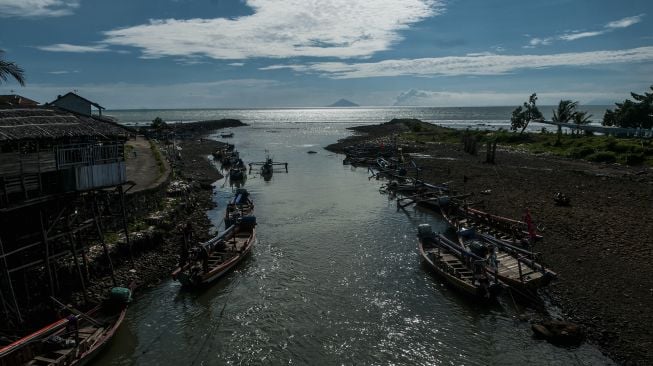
228, 63, 245, 67
605, 14, 645, 29
102, 0, 443, 59
37, 43, 109, 53
392, 89, 626, 107
526, 13, 646, 47
0, 0, 79, 17
48, 70, 79, 74
261, 46, 653, 79
559, 31, 605, 41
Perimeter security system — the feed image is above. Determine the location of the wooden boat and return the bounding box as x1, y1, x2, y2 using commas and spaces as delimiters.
442, 204, 542, 246
171, 219, 256, 287
417, 224, 502, 300
0, 287, 132, 366
229, 167, 246, 182
456, 229, 556, 291
260, 161, 273, 180
248, 155, 287, 181
220, 132, 234, 138
224, 188, 254, 228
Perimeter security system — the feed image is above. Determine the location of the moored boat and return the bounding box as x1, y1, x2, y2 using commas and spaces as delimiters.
171, 218, 256, 287
417, 224, 502, 301
224, 188, 253, 228
456, 229, 556, 291
0, 287, 132, 366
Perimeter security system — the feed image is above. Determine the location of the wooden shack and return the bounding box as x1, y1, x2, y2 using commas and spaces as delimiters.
0, 106, 130, 327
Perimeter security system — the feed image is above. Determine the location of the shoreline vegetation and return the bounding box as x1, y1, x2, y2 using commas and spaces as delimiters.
326, 119, 652, 365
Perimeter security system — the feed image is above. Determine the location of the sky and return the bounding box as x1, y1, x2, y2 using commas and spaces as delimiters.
0, 0, 652, 109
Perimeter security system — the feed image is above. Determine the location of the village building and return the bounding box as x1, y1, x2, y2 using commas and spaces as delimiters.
0, 99, 132, 327
0, 95, 39, 109
48, 92, 104, 117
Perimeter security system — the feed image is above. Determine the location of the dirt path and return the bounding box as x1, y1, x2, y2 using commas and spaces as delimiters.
124, 136, 170, 192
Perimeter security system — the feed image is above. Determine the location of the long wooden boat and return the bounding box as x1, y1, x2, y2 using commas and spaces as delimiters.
224, 188, 254, 228
0, 287, 132, 366
442, 204, 542, 246
171, 219, 256, 287
456, 229, 556, 291
417, 224, 502, 301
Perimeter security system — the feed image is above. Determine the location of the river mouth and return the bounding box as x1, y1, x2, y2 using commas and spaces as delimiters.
95, 122, 613, 365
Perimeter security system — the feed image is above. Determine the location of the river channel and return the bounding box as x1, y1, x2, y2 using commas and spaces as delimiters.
95, 120, 613, 365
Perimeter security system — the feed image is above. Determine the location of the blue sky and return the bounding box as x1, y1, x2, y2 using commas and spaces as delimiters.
0, 0, 652, 108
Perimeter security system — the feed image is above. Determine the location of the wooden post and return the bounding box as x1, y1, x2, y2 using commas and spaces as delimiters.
39, 210, 56, 298
118, 185, 134, 267
78, 234, 90, 282
92, 193, 117, 287
517, 256, 524, 282
0, 236, 22, 323
69, 232, 89, 305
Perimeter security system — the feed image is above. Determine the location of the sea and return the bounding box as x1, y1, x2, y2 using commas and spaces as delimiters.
95, 107, 614, 365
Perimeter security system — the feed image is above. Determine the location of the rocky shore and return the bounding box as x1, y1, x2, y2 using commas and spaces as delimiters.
326, 120, 653, 366
23, 120, 241, 331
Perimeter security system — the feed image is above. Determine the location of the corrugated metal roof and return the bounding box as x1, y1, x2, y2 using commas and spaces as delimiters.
0, 108, 128, 141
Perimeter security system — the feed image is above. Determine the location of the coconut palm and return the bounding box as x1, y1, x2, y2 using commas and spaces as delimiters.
0, 50, 25, 86
552, 100, 578, 123
572, 111, 593, 135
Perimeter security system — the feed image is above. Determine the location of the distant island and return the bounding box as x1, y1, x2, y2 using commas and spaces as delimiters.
327, 99, 359, 107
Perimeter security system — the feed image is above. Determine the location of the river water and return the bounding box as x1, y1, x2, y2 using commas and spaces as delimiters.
95, 114, 614, 365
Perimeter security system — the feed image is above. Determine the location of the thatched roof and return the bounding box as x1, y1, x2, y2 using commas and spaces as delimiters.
0, 108, 129, 142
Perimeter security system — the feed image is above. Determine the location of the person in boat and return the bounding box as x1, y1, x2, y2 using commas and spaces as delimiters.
64, 312, 79, 346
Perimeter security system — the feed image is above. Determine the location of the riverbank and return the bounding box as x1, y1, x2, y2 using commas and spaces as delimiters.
326, 119, 653, 365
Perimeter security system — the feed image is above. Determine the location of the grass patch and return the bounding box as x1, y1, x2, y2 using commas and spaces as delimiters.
149, 140, 166, 178
398, 121, 653, 166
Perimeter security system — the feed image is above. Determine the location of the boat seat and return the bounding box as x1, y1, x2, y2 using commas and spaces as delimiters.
33, 355, 60, 363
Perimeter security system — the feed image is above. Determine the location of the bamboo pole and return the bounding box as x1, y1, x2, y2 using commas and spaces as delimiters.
0, 235, 22, 323
39, 210, 56, 298
118, 185, 134, 267
69, 231, 89, 305
92, 193, 116, 287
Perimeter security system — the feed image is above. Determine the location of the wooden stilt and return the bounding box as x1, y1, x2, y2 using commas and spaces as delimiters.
78, 234, 91, 282
69, 232, 89, 305
39, 210, 56, 298
118, 185, 134, 267
92, 193, 117, 287
0, 236, 23, 323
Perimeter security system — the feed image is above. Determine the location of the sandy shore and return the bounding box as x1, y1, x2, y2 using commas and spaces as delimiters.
326, 121, 653, 365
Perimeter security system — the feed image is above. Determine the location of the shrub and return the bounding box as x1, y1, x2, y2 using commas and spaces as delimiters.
587, 151, 617, 163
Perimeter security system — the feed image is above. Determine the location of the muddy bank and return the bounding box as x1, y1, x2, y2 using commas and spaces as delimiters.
326, 120, 653, 365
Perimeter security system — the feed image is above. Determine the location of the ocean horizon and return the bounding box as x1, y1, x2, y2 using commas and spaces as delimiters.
108, 105, 613, 132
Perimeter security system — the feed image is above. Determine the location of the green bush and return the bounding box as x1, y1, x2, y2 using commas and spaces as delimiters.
587, 151, 617, 163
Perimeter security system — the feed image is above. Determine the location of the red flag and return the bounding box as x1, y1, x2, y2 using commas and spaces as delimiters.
524, 209, 536, 240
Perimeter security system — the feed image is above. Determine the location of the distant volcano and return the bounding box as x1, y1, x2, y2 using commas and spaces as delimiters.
327, 99, 359, 107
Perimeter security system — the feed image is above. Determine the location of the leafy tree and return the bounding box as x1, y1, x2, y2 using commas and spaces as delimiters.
151, 116, 167, 130
0, 50, 25, 86
510, 93, 543, 135
602, 85, 653, 129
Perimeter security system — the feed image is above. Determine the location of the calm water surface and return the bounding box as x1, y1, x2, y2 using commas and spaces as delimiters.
95, 117, 613, 365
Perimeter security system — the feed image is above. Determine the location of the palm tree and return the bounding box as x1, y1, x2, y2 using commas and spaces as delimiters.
0, 50, 25, 86
552, 100, 578, 123
572, 111, 593, 135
